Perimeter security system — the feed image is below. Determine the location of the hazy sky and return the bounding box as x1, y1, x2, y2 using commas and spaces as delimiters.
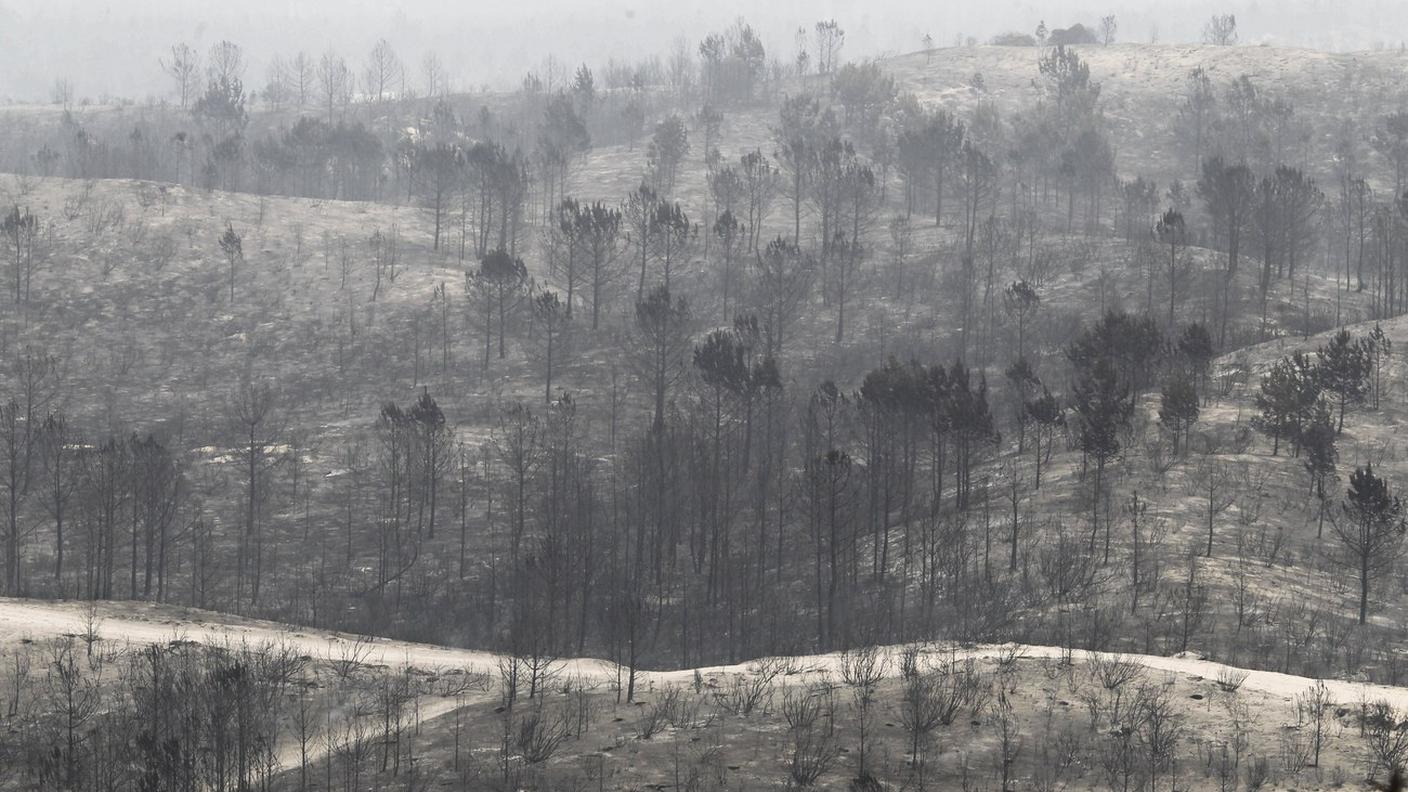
0, 0, 1402, 102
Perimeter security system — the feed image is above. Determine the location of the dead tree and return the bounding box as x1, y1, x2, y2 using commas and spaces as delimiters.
161, 43, 201, 109
231, 378, 279, 607
39, 413, 79, 591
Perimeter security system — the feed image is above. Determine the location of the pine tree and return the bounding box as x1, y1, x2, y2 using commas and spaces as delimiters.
948, 361, 997, 511
1177, 322, 1214, 395
1365, 323, 1392, 409
1251, 352, 1321, 455
1197, 157, 1254, 345
1316, 329, 1371, 434
1067, 310, 1164, 399
532, 290, 568, 404
1302, 415, 1336, 538
1156, 209, 1186, 329
219, 222, 242, 302
472, 250, 529, 364
1024, 387, 1063, 489
1158, 371, 1199, 455
633, 286, 692, 432
1072, 356, 1130, 558
1335, 463, 1405, 624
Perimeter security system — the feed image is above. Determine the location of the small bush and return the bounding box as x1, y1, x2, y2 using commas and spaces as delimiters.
514, 702, 572, 764
990, 32, 1038, 46
1216, 667, 1249, 693
712, 658, 786, 716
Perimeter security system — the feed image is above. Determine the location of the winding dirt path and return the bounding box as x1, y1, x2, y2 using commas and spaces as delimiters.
0, 598, 1400, 704
1, 597, 1403, 774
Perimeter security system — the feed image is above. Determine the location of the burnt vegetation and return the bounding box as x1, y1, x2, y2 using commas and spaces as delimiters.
2, 8, 1408, 790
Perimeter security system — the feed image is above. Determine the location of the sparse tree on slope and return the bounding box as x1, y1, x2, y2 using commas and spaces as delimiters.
317, 50, 352, 123
773, 94, 832, 243
924, 110, 966, 228
1072, 356, 1130, 559
1155, 209, 1186, 329
219, 222, 242, 302
532, 290, 568, 404
1158, 371, 1199, 456
1333, 463, 1404, 624
1025, 386, 1063, 489
814, 19, 845, 78
647, 115, 690, 196
1373, 111, 1408, 197
1303, 417, 1337, 538
362, 38, 403, 106
751, 237, 815, 358
1203, 14, 1238, 46
1175, 68, 1217, 172
0, 401, 25, 594
713, 209, 746, 322
39, 412, 78, 590
648, 200, 696, 293
231, 377, 278, 607
412, 142, 463, 252
475, 250, 529, 364
538, 95, 590, 210
1365, 323, 1392, 409
1099, 15, 1118, 45
632, 286, 692, 432
2, 206, 40, 304
1003, 280, 1040, 363
739, 149, 779, 252
623, 183, 663, 300
1251, 351, 1321, 455
1316, 329, 1371, 434
828, 149, 878, 343
1197, 157, 1254, 345
574, 201, 624, 330
161, 43, 200, 109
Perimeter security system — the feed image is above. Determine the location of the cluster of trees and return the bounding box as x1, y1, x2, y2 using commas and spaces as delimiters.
698, 20, 769, 106
249, 118, 384, 199
1252, 326, 1387, 454
0, 633, 456, 792
17, 21, 1401, 355
0, 356, 292, 616
1249, 325, 1406, 624
17, 18, 786, 206
1171, 65, 1408, 331
405, 135, 532, 257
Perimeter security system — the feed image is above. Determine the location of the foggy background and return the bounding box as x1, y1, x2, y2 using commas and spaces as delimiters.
0, 0, 1402, 103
